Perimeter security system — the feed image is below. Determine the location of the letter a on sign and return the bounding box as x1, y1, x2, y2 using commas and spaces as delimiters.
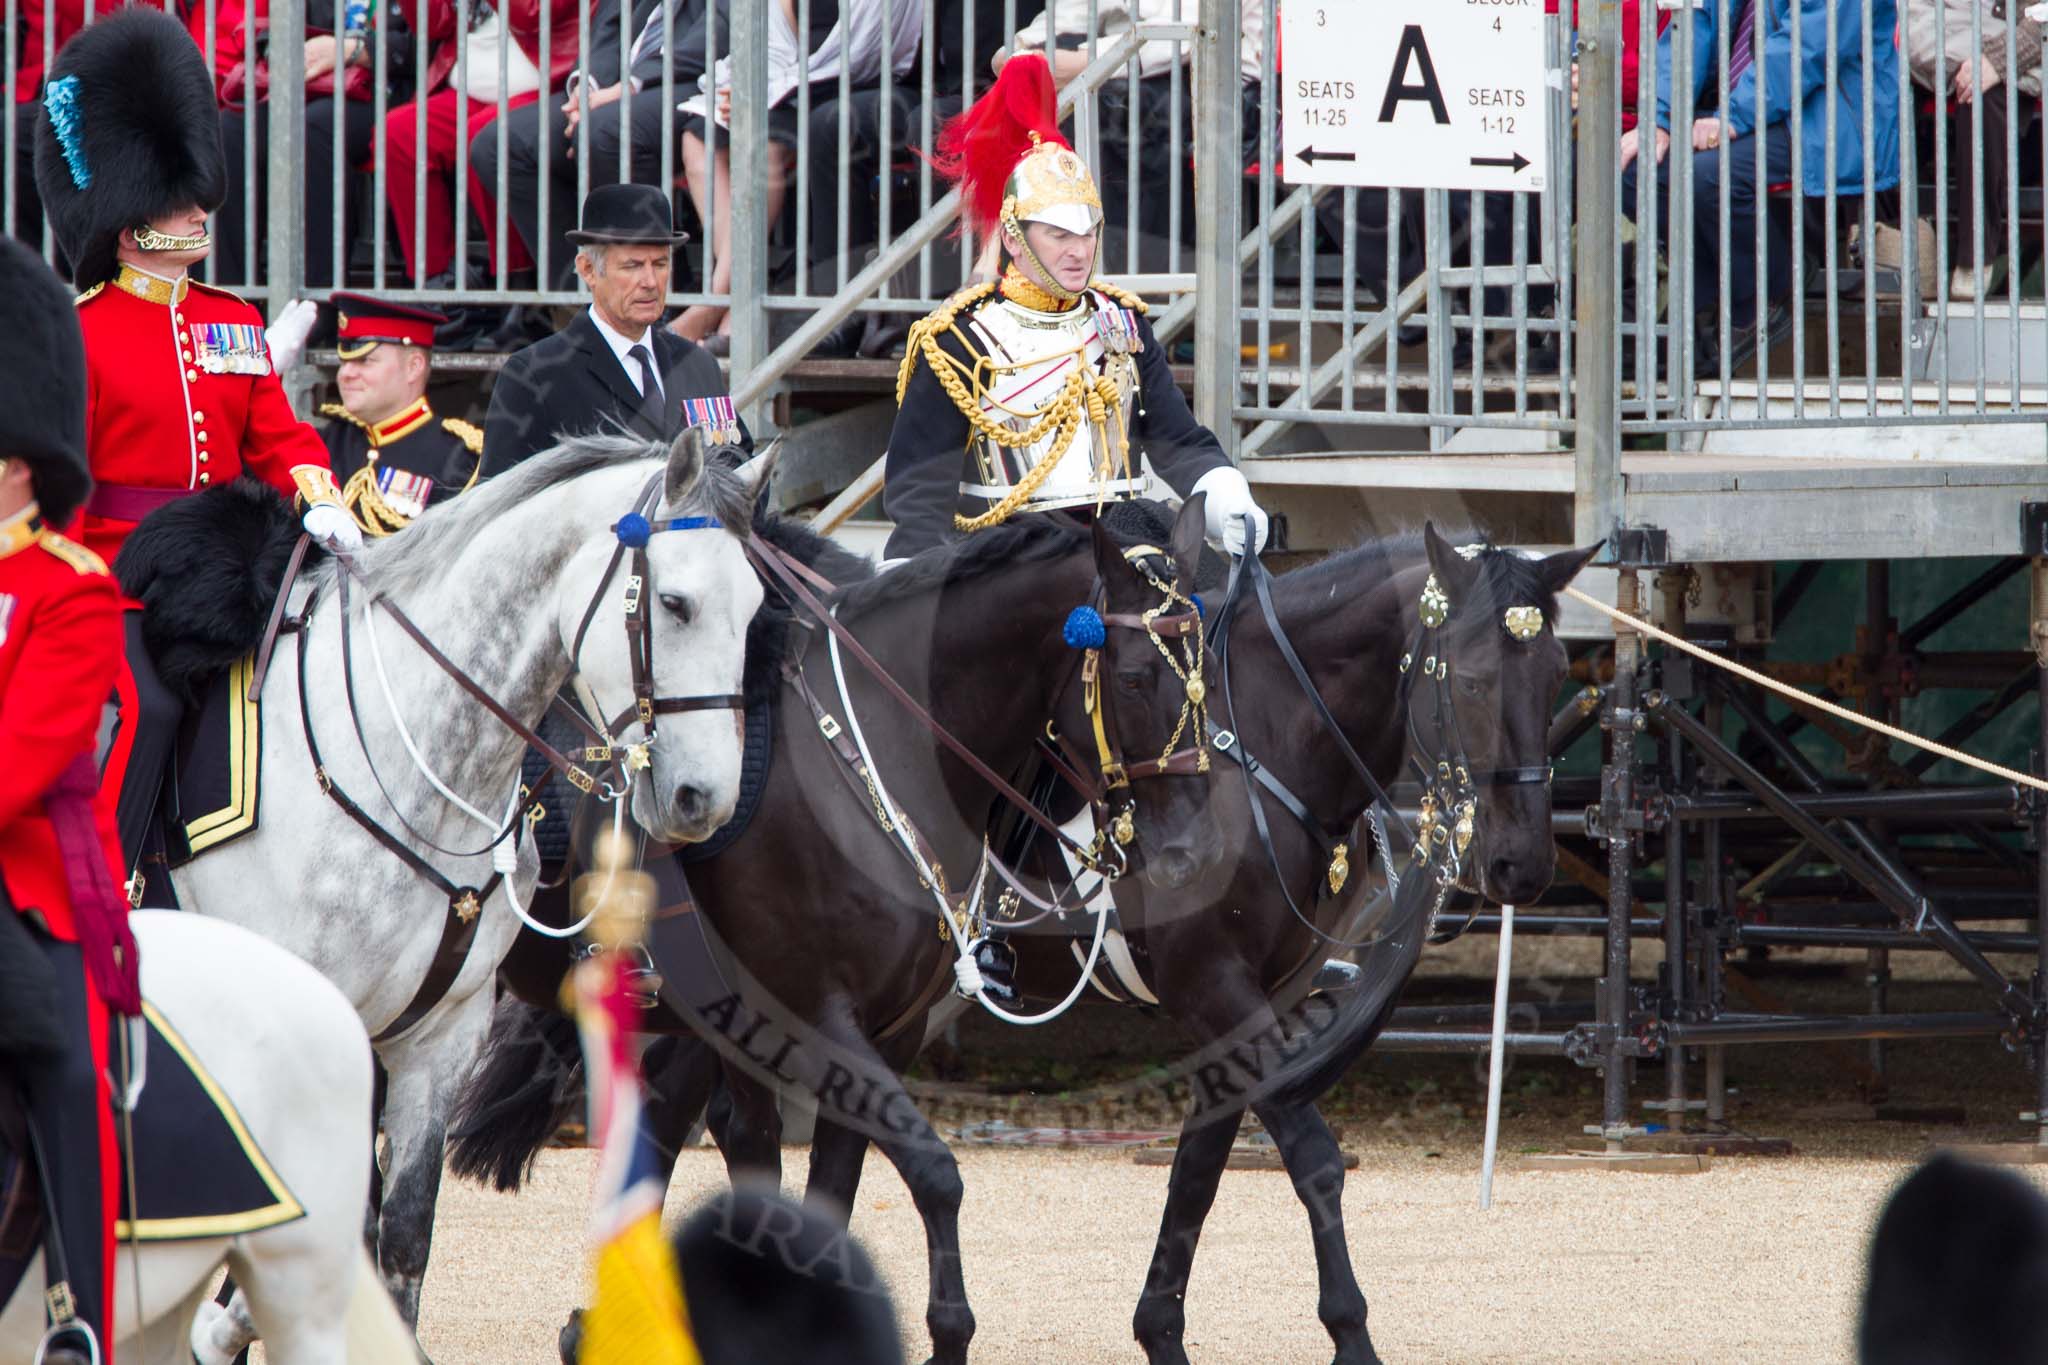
1281, 0, 1547, 193
1378, 24, 1449, 125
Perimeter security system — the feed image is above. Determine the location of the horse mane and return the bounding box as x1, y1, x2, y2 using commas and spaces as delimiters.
332, 432, 758, 601
829, 516, 1087, 622
1274, 528, 1561, 634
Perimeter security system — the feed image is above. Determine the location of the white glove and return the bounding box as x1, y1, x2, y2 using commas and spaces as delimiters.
303, 502, 364, 553
1191, 465, 1270, 558
265, 298, 320, 373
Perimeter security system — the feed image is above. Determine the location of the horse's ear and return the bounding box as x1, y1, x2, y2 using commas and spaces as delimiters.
734, 440, 782, 503
1537, 540, 1605, 593
1422, 522, 1480, 597
1091, 513, 1120, 569
1169, 492, 1207, 588
663, 425, 710, 507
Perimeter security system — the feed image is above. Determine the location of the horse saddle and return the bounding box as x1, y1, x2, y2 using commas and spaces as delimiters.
164, 653, 264, 867
0, 1001, 305, 1310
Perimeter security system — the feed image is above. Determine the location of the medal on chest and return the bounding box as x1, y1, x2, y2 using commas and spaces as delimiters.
376, 466, 435, 521
191, 322, 273, 376
678, 395, 742, 445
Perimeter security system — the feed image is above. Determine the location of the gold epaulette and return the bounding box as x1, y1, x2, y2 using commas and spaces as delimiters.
441, 417, 484, 456
896, 281, 999, 405
187, 278, 255, 309
1090, 279, 1149, 313
319, 402, 367, 430
36, 527, 108, 576
74, 281, 106, 307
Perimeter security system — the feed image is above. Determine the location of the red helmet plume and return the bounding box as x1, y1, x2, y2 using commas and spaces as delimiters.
928, 52, 1069, 238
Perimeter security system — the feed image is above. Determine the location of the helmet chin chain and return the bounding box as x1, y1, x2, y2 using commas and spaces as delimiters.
1002, 219, 1087, 304
131, 223, 211, 252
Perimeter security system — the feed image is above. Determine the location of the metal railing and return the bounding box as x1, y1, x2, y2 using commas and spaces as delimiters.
8, 0, 2047, 496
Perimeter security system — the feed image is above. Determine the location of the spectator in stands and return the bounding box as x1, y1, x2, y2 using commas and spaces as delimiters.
996, 0, 1266, 275
468, 0, 720, 294
1905, 0, 2042, 300
8, 0, 170, 254
666, 0, 921, 352
380, 0, 585, 293
1620, 0, 1901, 365
205, 0, 404, 288
482, 184, 746, 474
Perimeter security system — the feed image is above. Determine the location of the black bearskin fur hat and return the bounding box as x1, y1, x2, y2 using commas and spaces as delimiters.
33, 6, 227, 291
0, 237, 90, 525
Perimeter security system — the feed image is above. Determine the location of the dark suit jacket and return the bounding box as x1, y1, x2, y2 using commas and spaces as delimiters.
481, 311, 751, 476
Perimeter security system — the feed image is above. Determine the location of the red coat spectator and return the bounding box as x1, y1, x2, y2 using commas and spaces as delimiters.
382, 0, 587, 284
1551, 0, 1668, 131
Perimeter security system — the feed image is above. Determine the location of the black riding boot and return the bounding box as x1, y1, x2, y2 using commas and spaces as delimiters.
19, 938, 112, 1360
971, 936, 1020, 1007
115, 610, 183, 894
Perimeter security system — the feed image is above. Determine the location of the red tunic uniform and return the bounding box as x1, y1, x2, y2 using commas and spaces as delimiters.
72, 262, 333, 567
0, 505, 123, 1342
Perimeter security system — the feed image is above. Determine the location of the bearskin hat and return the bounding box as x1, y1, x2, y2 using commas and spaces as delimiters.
34, 6, 227, 291
928, 52, 1101, 242
0, 237, 91, 526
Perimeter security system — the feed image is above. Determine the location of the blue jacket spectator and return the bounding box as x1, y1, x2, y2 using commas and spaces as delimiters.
1653, 0, 1900, 195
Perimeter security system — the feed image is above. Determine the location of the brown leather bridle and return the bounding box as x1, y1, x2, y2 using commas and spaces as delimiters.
1045, 541, 1212, 850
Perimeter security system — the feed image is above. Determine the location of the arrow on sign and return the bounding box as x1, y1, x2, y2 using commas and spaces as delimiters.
1470, 152, 1532, 173
1296, 147, 1358, 166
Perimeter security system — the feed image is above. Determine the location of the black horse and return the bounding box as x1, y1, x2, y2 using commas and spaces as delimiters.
459, 519, 1597, 1365
464, 497, 1217, 1364
1054, 524, 1599, 1365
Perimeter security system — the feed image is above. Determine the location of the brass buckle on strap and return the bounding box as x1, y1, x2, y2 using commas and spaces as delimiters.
636, 697, 656, 726
583, 744, 614, 763
1102, 761, 1130, 790
819, 714, 843, 740
566, 766, 597, 794
623, 575, 644, 615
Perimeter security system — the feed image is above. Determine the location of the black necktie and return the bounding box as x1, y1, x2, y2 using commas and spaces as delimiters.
628, 343, 666, 432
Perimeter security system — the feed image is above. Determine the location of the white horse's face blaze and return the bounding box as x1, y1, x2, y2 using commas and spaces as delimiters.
565, 512, 763, 845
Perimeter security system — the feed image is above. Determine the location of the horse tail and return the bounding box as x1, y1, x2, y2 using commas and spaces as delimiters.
447, 994, 585, 1193
343, 1245, 421, 1362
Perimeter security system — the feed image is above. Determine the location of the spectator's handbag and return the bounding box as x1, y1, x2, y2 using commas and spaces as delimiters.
217, 22, 376, 110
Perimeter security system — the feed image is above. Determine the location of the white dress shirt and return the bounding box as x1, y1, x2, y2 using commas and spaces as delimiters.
587, 305, 661, 398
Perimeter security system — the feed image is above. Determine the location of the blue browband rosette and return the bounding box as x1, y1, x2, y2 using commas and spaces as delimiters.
1063, 605, 1107, 650
613, 511, 652, 547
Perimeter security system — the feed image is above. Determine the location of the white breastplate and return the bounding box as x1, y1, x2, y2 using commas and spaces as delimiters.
959, 290, 1145, 513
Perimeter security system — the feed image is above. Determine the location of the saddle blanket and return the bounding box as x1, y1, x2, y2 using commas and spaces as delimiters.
0, 999, 303, 1305
169, 653, 262, 865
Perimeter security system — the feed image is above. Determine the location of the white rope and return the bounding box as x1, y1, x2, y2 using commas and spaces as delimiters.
364, 591, 619, 938
825, 610, 1112, 1026
1563, 585, 2048, 795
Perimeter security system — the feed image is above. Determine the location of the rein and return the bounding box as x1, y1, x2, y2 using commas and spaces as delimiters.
744, 531, 1116, 874
287, 471, 747, 1042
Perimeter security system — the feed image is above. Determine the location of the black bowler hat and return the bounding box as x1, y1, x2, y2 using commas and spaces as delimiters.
566, 183, 689, 247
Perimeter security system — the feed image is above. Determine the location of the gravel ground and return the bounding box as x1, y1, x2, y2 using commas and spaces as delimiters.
407, 931, 2048, 1363
414, 1137, 2048, 1364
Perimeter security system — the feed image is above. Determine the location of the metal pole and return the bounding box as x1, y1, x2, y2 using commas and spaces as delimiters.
727, 0, 771, 434
2033, 557, 2048, 1147
1600, 568, 1641, 1149
1192, 0, 1241, 442
1480, 904, 1516, 1210
1573, 0, 1621, 550
1865, 560, 1893, 1092
1659, 571, 1689, 1125
264, 0, 307, 407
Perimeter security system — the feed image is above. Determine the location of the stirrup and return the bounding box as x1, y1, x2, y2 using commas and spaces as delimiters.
34, 1316, 102, 1365
1310, 958, 1362, 993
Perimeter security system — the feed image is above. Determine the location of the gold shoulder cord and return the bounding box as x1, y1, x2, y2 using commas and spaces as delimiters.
319, 404, 404, 537
897, 283, 1134, 534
